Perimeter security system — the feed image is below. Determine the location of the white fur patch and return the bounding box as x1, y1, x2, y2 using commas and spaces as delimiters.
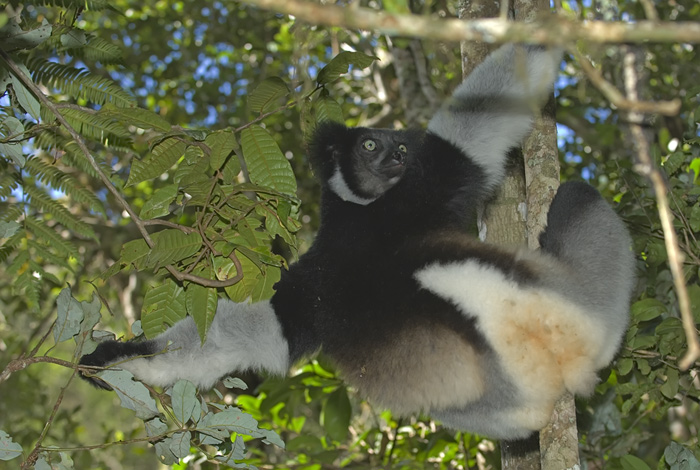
415, 260, 607, 403
328, 167, 376, 205
121, 299, 290, 389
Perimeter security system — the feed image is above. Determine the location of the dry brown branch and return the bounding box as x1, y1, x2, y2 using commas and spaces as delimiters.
239, 0, 700, 44
620, 49, 700, 371
574, 50, 681, 117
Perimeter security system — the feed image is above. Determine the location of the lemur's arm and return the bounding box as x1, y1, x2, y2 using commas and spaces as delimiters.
80, 300, 289, 389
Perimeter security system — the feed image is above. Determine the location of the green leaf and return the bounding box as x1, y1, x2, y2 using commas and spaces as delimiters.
316, 51, 378, 85
54, 288, 84, 343
10, 63, 41, 120
206, 129, 239, 172
186, 282, 218, 343
147, 229, 202, 268
0, 430, 23, 461
144, 417, 168, 438
248, 77, 289, 114
314, 91, 344, 124
0, 221, 20, 239
154, 440, 179, 466
0, 116, 25, 166
25, 216, 79, 259
97, 369, 159, 419
223, 377, 248, 390
126, 138, 187, 186
140, 184, 178, 219
28, 58, 134, 107
251, 265, 280, 302
631, 298, 665, 322
689, 204, 700, 233
0, 19, 52, 51
688, 283, 700, 323
660, 368, 679, 399
664, 442, 700, 470
662, 151, 685, 175
241, 125, 296, 195
617, 358, 633, 375
171, 380, 199, 424
69, 34, 124, 65
24, 184, 95, 239
100, 103, 171, 132
168, 431, 192, 459
619, 455, 652, 470
321, 387, 351, 442
59, 29, 87, 48
219, 255, 259, 303
119, 238, 150, 269
141, 280, 187, 338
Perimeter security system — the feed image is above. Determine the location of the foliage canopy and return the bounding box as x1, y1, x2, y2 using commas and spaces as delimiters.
0, 0, 699, 468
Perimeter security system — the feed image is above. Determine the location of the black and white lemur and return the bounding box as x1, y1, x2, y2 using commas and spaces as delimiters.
80, 45, 635, 439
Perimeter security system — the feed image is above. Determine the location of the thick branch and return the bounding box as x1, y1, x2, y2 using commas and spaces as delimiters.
238, 0, 700, 44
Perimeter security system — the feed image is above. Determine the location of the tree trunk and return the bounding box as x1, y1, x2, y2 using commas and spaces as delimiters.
457, 0, 580, 468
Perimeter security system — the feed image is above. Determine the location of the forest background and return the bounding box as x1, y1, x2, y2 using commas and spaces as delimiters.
0, 0, 699, 468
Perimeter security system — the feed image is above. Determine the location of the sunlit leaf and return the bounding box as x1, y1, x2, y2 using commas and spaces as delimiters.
140, 184, 178, 219
147, 229, 202, 268
186, 280, 217, 343
316, 51, 378, 85
240, 125, 296, 195
248, 77, 289, 114
206, 129, 239, 173
141, 280, 187, 338
126, 137, 187, 186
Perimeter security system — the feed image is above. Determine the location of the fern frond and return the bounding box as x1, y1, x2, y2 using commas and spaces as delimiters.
32, 128, 116, 178
0, 169, 20, 200
0, 232, 22, 263
69, 35, 124, 65
14, 265, 41, 308
23, 184, 95, 239
24, 157, 106, 215
27, 238, 75, 271
25, 213, 80, 260
0, 205, 23, 223
28, 59, 135, 107
44, 106, 131, 144
34, 0, 118, 12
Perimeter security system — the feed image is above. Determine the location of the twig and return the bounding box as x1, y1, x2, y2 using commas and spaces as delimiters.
239, 0, 700, 44
621, 48, 700, 371
21, 367, 79, 469
575, 49, 681, 117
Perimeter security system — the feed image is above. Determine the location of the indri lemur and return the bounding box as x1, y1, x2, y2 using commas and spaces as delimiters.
81, 45, 635, 439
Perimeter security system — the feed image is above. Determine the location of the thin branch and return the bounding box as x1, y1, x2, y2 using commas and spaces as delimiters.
237, 0, 700, 44
574, 50, 681, 117
21, 368, 80, 469
620, 49, 700, 371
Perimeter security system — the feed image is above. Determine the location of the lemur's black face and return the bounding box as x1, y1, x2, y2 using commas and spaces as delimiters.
322, 128, 412, 205
349, 129, 409, 198
310, 122, 416, 205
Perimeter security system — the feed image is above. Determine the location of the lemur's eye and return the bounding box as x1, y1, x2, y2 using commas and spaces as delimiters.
398, 144, 407, 153
363, 139, 377, 151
